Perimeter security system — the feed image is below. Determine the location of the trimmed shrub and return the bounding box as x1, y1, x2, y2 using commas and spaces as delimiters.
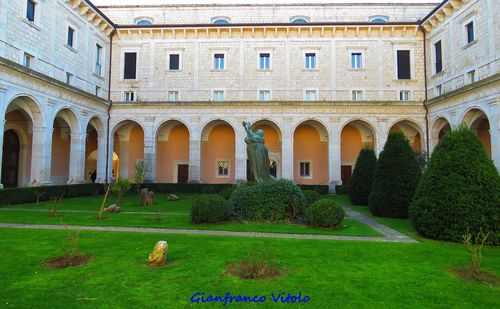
229, 180, 306, 222
348, 148, 377, 206
191, 194, 229, 224
302, 190, 321, 206
305, 199, 345, 227
335, 185, 349, 195
298, 185, 329, 195
410, 126, 500, 243
369, 131, 421, 218
219, 186, 236, 200
141, 183, 232, 194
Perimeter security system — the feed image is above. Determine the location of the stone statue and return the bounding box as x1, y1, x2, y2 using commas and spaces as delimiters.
243, 121, 273, 183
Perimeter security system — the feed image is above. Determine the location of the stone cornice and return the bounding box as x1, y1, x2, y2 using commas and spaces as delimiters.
112, 100, 424, 107
420, 0, 471, 33
64, 0, 115, 36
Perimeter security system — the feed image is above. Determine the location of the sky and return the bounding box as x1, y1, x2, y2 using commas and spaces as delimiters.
91, 0, 440, 6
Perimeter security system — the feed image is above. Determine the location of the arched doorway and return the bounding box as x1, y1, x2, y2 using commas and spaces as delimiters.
200, 120, 235, 184
84, 117, 104, 183
51, 109, 79, 184
1, 130, 20, 187
293, 120, 329, 185
156, 120, 190, 183
463, 109, 491, 159
389, 120, 424, 153
251, 120, 282, 179
112, 120, 145, 180
340, 120, 376, 184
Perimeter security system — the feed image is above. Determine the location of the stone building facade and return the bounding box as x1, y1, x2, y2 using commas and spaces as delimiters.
0, 0, 498, 191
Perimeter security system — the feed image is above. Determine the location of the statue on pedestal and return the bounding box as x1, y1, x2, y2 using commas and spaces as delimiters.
243, 121, 273, 183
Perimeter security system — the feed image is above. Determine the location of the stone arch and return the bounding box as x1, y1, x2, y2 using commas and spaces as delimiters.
53, 107, 81, 134
430, 116, 452, 149
462, 108, 491, 159
200, 119, 235, 184
112, 119, 145, 180
340, 119, 377, 184
389, 119, 425, 153
51, 108, 81, 184
5, 94, 44, 126
251, 119, 283, 179
156, 119, 191, 183
200, 118, 237, 142
293, 119, 329, 185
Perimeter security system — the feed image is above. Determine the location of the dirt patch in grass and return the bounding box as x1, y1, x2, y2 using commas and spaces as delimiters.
225, 256, 282, 280
44, 254, 92, 269
448, 267, 498, 286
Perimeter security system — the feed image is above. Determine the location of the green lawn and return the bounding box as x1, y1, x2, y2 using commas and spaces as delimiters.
0, 227, 498, 308
0, 193, 381, 237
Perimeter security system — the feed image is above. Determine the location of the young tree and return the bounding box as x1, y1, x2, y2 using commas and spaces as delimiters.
134, 160, 145, 193
348, 148, 377, 206
410, 126, 500, 243
369, 131, 421, 218
111, 178, 132, 206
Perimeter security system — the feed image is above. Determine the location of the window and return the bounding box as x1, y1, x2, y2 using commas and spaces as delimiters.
95, 86, 100, 96
436, 85, 442, 96
213, 54, 225, 70
168, 91, 179, 101
434, 40, 442, 74
352, 90, 363, 101
396, 50, 411, 79
399, 90, 410, 101
466, 21, 474, 44
351, 53, 362, 69
259, 90, 271, 101
305, 53, 316, 69
95, 44, 103, 75
467, 70, 476, 83
26, 0, 35, 22
212, 18, 230, 25
66, 72, 72, 84
169, 54, 180, 70
304, 90, 317, 101
217, 161, 230, 176
213, 90, 225, 101
369, 16, 389, 23
23, 53, 33, 68
290, 16, 310, 24
299, 162, 311, 177
124, 91, 136, 102
136, 19, 152, 25
67, 27, 75, 48
259, 53, 270, 70
123, 52, 137, 80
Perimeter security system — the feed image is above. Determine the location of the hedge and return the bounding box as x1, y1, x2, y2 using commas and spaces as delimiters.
348, 148, 377, 206
305, 199, 345, 227
139, 183, 233, 194
298, 185, 329, 195
191, 194, 230, 224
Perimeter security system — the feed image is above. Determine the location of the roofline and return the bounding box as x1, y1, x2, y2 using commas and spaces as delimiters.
84, 0, 116, 28
420, 0, 448, 23
115, 21, 421, 29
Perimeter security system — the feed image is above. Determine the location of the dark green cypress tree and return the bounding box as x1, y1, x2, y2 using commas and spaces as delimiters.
348, 148, 377, 205
369, 131, 421, 218
410, 126, 500, 243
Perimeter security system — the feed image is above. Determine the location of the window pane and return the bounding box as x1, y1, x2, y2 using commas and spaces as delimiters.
26, 0, 35, 22
397, 50, 411, 79
351, 53, 362, 69
67, 28, 74, 47
305, 53, 316, 69
169, 54, 180, 70
214, 54, 224, 69
435, 41, 442, 73
260, 53, 270, 69
466, 22, 474, 43
124, 52, 137, 79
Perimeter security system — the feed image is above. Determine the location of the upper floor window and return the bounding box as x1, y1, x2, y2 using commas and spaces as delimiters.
305, 53, 316, 69
396, 50, 411, 80
259, 90, 271, 101
169, 54, 180, 70
23, 53, 34, 68
290, 16, 310, 24
434, 40, 442, 74
135, 18, 153, 25
26, 0, 35, 22
66, 72, 72, 85
467, 70, 476, 83
304, 90, 317, 101
351, 53, 362, 69
369, 16, 389, 23
212, 17, 230, 25
124, 91, 136, 102
168, 91, 179, 101
123, 52, 137, 80
259, 53, 270, 70
465, 21, 475, 44
67, 27, 75, 48
399, 90, 410, 101
213, 53, 225, 70
352, 90, 363, 101
95, 44, 103, 75
213, 90, 225, 101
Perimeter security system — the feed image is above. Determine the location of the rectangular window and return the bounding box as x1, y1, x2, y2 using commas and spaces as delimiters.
352, 90, 363, 101
466, 22, 474, 44
67, 27, 75, 47
299, 162, 311, 177
351, 53, 362, 69
217, 161, 229, 177
214, 54, 225, 70
124, 91, 136, 102
305, 53, 316, 69
467, 70, 476, 83
123, 52, 137, 80
95, 86, 100, 96
259, 90, 270, 101
66, 72, 72, 84
169, 54, 180, 70
434, 41, 442, 73
168, 91, 179, 101
436, 85, 442, 96
213, 90, 225, 101
304, 90, 317, 101
26, 0, 35, 22
259, 53, 270, 69
95, 44, 102, 75
399, 90, 410, 101
397, 50, 411, 79
23, 53, 33, 68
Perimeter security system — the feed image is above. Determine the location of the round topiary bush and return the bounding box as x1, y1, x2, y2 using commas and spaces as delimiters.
348, 148, 377, 206
302, 190, 321, 206
369, 131, 421, 218
229, 180, 306, 222
191, 194, 229, 224
305, 199, 345, 227
409, 126, 500, 243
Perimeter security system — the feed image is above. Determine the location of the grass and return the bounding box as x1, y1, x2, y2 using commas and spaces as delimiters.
0, 193, 381, 237
0, 227, 498, 308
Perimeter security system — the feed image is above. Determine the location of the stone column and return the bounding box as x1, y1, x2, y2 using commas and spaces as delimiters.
96, 137, 107, 183
0, 88, 6, 188
376, 117, 388, 156
188, 138, 201, 183
30, 125, 53, 185
68, 132, 86, 183
328, 119, 341, 192
118, 138, 129, 179
281, 120, 294, 181
143, 135, 156, 183
234, 123, 247, 183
